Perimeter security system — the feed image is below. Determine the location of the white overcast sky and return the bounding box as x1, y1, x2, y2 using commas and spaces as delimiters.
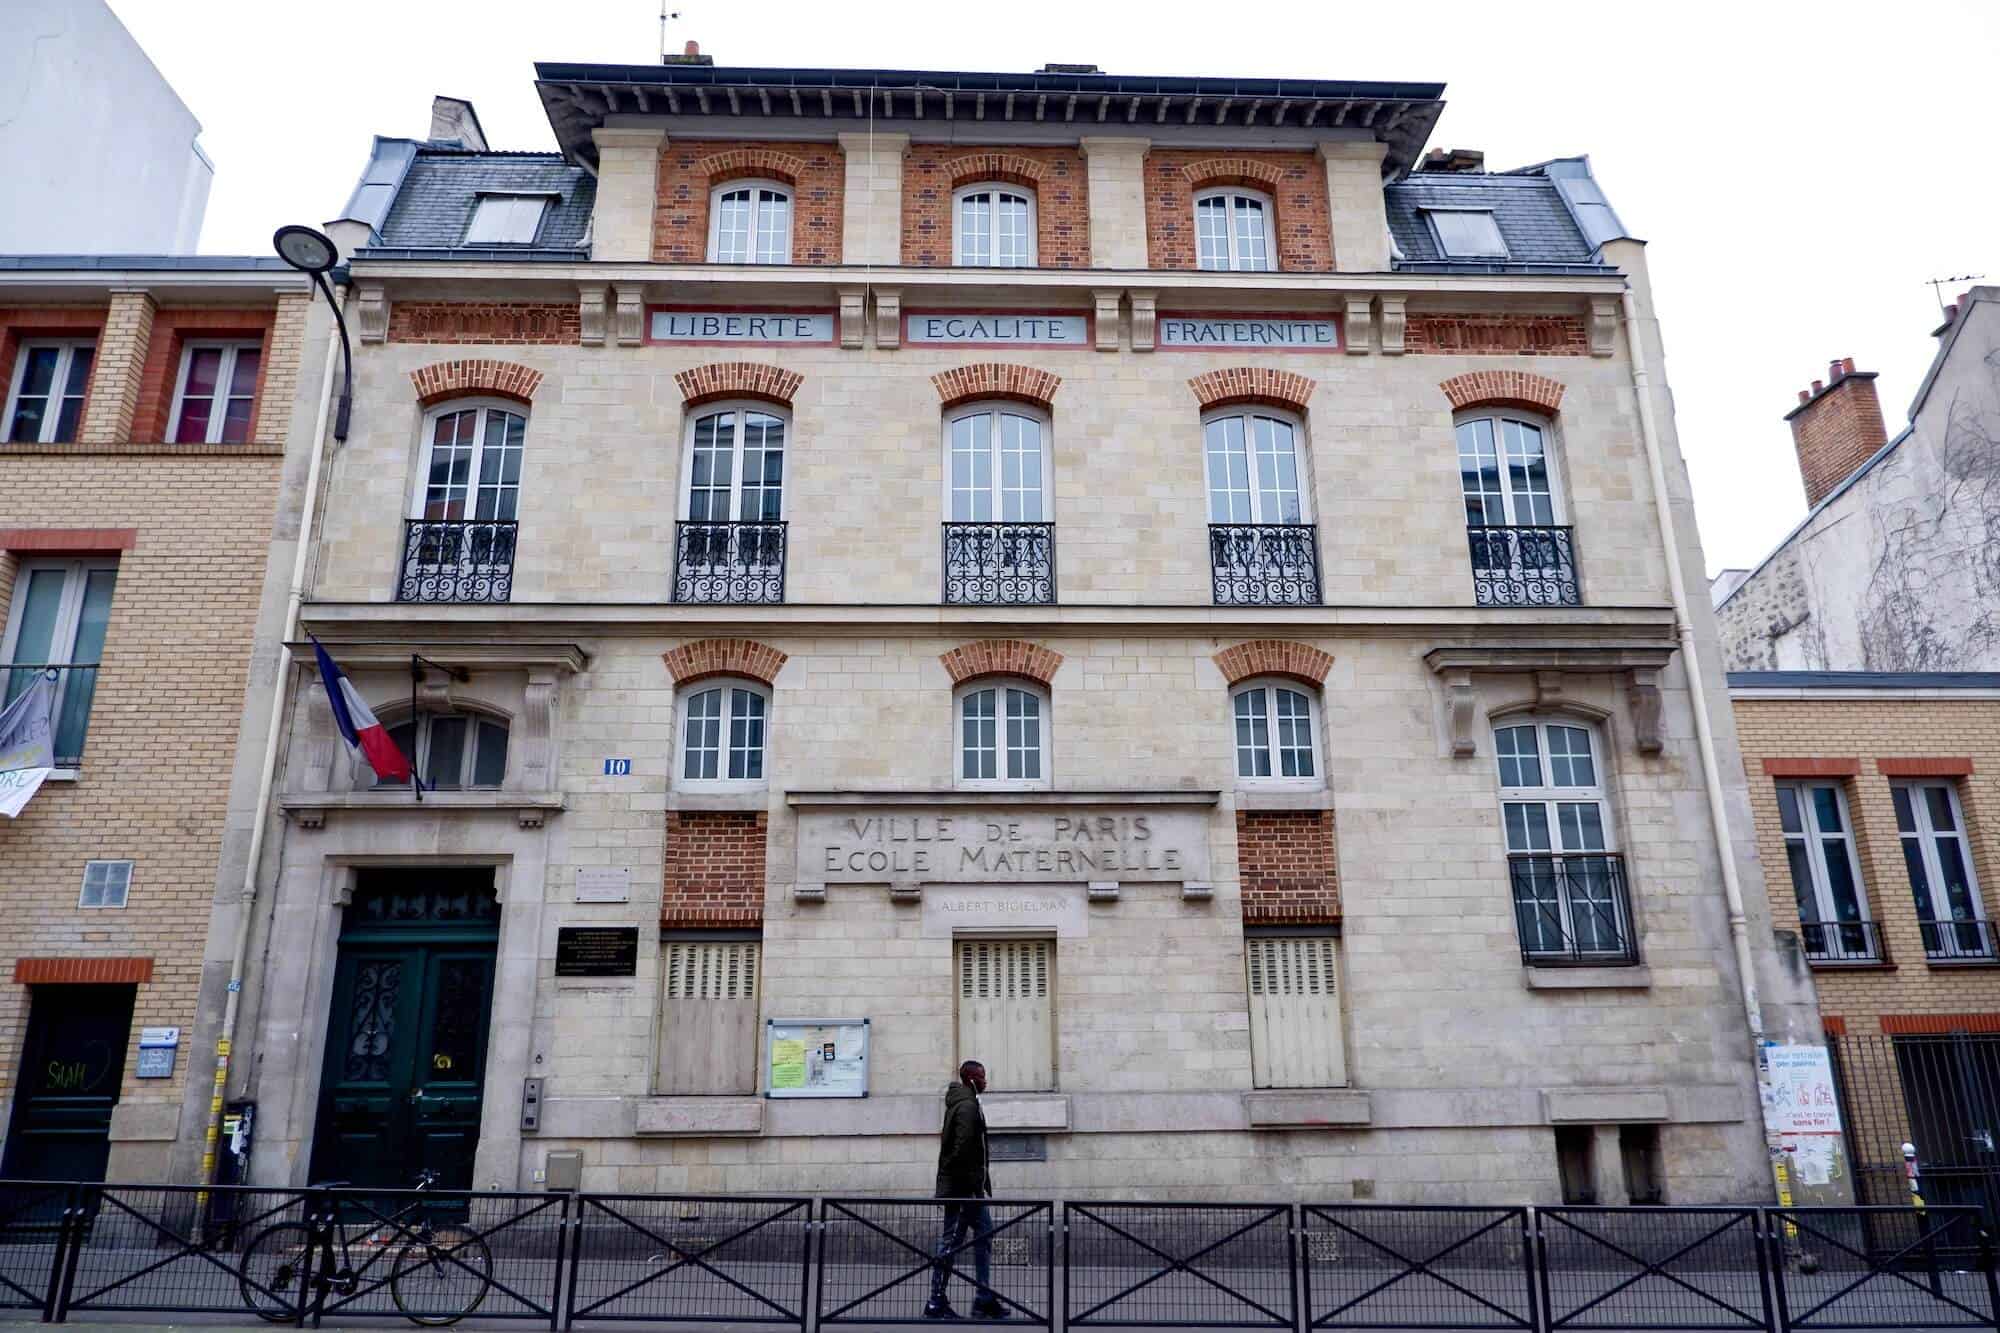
108, 0, 2000, 576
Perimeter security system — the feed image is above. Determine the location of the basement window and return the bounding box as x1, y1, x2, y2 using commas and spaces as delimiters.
1425, 208, 1509, 259
464, 195, 552, 245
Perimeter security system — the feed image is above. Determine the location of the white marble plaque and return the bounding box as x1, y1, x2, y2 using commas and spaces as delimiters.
1158, 314, 1341, 350
904, 312, 1090, 346
647, 309, 835, 343
921, 884, 1090, 938
575, 866, 631, 903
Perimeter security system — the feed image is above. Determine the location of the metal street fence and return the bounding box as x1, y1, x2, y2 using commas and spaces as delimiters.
0, 1182, 1994, 1332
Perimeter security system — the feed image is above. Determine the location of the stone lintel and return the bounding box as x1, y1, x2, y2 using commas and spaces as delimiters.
980, 1094, 1071, 1131
1542, 1088, 1670, 1124
636, 1097, 764, 1136
1244, 1090, 1372, 1128
1523, 966, 1653, 991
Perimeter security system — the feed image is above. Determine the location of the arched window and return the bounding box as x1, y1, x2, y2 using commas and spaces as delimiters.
957, 680, 1049, 789
955, 184, 1035, 267
1231, 679, 1320, 783
677, 680, 770, 786
683, 403, 787, 522
374, 710, 509, 789
1204, 407, 1309, 525
1194, 188, 1274, 272
945, 403, 1048, 522
1494, 717, 1632, 963
414, 400, 526, 522
708, 181, 792, 264
1458, 413, 1561, 529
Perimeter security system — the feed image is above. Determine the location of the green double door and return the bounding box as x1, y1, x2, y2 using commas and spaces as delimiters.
309, 872, 499, 1191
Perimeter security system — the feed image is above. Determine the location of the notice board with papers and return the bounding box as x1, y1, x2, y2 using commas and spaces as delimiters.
765, 1018, 869, 1098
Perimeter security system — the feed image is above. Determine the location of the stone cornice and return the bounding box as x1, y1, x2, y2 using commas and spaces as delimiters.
283, 639, 591, 674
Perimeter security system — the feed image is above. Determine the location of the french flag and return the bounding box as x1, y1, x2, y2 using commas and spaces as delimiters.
312, 638, 414, 784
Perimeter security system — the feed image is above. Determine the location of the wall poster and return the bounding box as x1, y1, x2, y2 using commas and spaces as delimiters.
765, 1017, 869, 1098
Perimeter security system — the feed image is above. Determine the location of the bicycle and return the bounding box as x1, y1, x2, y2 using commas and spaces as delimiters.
239, 1169, 493, 1326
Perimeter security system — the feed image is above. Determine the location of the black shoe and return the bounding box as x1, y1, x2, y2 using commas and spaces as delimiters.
970, 1297, 1010, 1319
923, 1297, 958, 1319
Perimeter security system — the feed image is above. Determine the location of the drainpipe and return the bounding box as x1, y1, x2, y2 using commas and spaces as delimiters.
199, 283, 344, 1187
1620, 280, 1765, 1046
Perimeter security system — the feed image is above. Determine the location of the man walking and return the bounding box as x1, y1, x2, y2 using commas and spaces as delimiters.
926, 1059, 1006, 1320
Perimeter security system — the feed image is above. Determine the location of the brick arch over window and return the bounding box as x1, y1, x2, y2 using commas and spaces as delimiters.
1214, 640, 1335, 688
699, 148, 806, 188
410, 359, 543, 407
931, 363, 1062, 410
1440, 370, 1566, 416
1187, 367, 1315, 412
674, 362, 804, 408
664, 638, 789, 687
940, 639, 1063, 687
1181, 156, 1287, 193
944, 152, 1049, 190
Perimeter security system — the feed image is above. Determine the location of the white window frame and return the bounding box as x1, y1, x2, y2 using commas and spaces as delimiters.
371, 708, 511, 791
1425, 207, 1509, 259
2, 555, 118, 770
676, 679, 772, 791
707, 180, 793, 264
1192, 187, 1276, 272
1893, 780, 1988, 953
1202, 406, 1313, 526
952, 183, 1037, 267
1776, 780, 1876, 961
1494, 716, 1630, 961
954, 679, 1052, 791
79, 860, 132, 910
680, 400, 789, 522
4, 339, 95, 444
168, 340, 262, 444
411, 397, 528, 522
464, 194, 552, 245
1230, 678, 1323, 787
942, 402, 1052, 523
1455, 411, 1565, 529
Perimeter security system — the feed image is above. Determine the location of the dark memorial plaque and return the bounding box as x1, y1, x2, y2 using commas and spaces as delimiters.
555, 926, 639, 977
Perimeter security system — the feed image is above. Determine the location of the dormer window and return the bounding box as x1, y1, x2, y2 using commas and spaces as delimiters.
1426, 208, 1508, 259
464, 194, 552, 245
1194, 189, 1274, 272
709, 182, 792, 264
955, 185, 1035, 267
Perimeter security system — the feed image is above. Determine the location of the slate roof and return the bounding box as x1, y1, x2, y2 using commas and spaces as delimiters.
1386, 170, 1605, 270
373, 150, 594, 251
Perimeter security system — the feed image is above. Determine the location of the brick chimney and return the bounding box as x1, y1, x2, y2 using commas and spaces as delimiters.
1784, 357, 1887, 507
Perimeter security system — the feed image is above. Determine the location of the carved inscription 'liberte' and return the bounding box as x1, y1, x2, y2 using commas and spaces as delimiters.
819, 814, 1186, 880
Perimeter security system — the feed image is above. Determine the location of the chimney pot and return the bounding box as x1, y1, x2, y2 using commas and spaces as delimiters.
685, 39, 700, 56
1797, 389, 1811, 405
1811, 380, 1824, 394
1842, 356, 1855, 374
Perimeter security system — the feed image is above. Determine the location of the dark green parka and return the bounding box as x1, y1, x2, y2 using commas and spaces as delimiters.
934, 1080, 991, 1198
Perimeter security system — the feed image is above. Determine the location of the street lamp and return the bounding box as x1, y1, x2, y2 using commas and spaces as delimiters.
272, 224, 354, 442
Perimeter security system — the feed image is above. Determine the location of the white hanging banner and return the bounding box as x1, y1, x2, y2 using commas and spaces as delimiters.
0, 673, 58, 818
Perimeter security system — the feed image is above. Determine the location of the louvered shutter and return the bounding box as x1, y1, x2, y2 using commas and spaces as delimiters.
1245, 936, 1345, 1089
657, 940, 760, 1094
956, 939, 1055, 1092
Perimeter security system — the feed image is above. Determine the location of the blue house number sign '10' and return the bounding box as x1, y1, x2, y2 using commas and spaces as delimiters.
603, 759, 632, 776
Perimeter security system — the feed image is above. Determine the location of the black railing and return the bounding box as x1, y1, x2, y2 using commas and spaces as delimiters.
942, 522, 1056, 605
1921, 918, 1999, 964
674, 521, 786, 605
1066, 1202, 1293, 1328
1210, 523, 1322, 606
399, 519, 517, 603
1801, 919, 1886, 965
1510, 854, 1637, 965
0, 663, 99, 768
1829, 1031, 2000, 1222
1303, 1206, 1532, 1330
1538, 1207, 1768, 1332
1468, 526, 1580, 607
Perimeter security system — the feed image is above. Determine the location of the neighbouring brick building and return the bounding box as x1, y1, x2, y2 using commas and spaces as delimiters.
0, 256, 330, 1180
233, 59, 1819, 1206
1722, 291, 2000, 1216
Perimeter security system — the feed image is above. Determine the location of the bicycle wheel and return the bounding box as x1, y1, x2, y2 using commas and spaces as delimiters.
239, 1221, 316, 1323
390, 1225, 491, 1326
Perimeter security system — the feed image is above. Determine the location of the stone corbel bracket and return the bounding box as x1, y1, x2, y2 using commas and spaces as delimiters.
613, 283, 645, 346
355, 282, 388, 344
1424, 643, 1678, 758
577, 283, 608, 347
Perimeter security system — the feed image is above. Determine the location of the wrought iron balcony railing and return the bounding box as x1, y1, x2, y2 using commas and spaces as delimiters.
675, 520, 787, 605
1509, 853, 1638, 965
1468, 525, 1580, 607
942, 522, 1056, 605
399, 519, 517, 604
1209, 523, 1322, 607
1801, 918, 1886, 965
1919, 917, 1998, 964
1, 663, 100, 768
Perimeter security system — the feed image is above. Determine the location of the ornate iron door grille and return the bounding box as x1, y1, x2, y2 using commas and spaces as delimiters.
674, 521, 787, 605
1209, 524, 1323, 606
399, 520, 517, 604
1468, 525, 1580, 607
942, 523, 1056, 605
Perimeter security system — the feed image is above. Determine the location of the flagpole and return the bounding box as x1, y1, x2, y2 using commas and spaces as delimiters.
410, 654, 423, 803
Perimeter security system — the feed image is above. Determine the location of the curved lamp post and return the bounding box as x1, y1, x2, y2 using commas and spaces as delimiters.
272, 224, 354, 441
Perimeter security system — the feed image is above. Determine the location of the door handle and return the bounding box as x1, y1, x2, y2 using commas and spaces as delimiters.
408, 1089, 427, 1105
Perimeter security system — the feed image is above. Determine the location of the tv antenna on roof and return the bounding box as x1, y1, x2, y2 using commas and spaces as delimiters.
660, 4, 682, 63
1927, 273, 1984, 314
